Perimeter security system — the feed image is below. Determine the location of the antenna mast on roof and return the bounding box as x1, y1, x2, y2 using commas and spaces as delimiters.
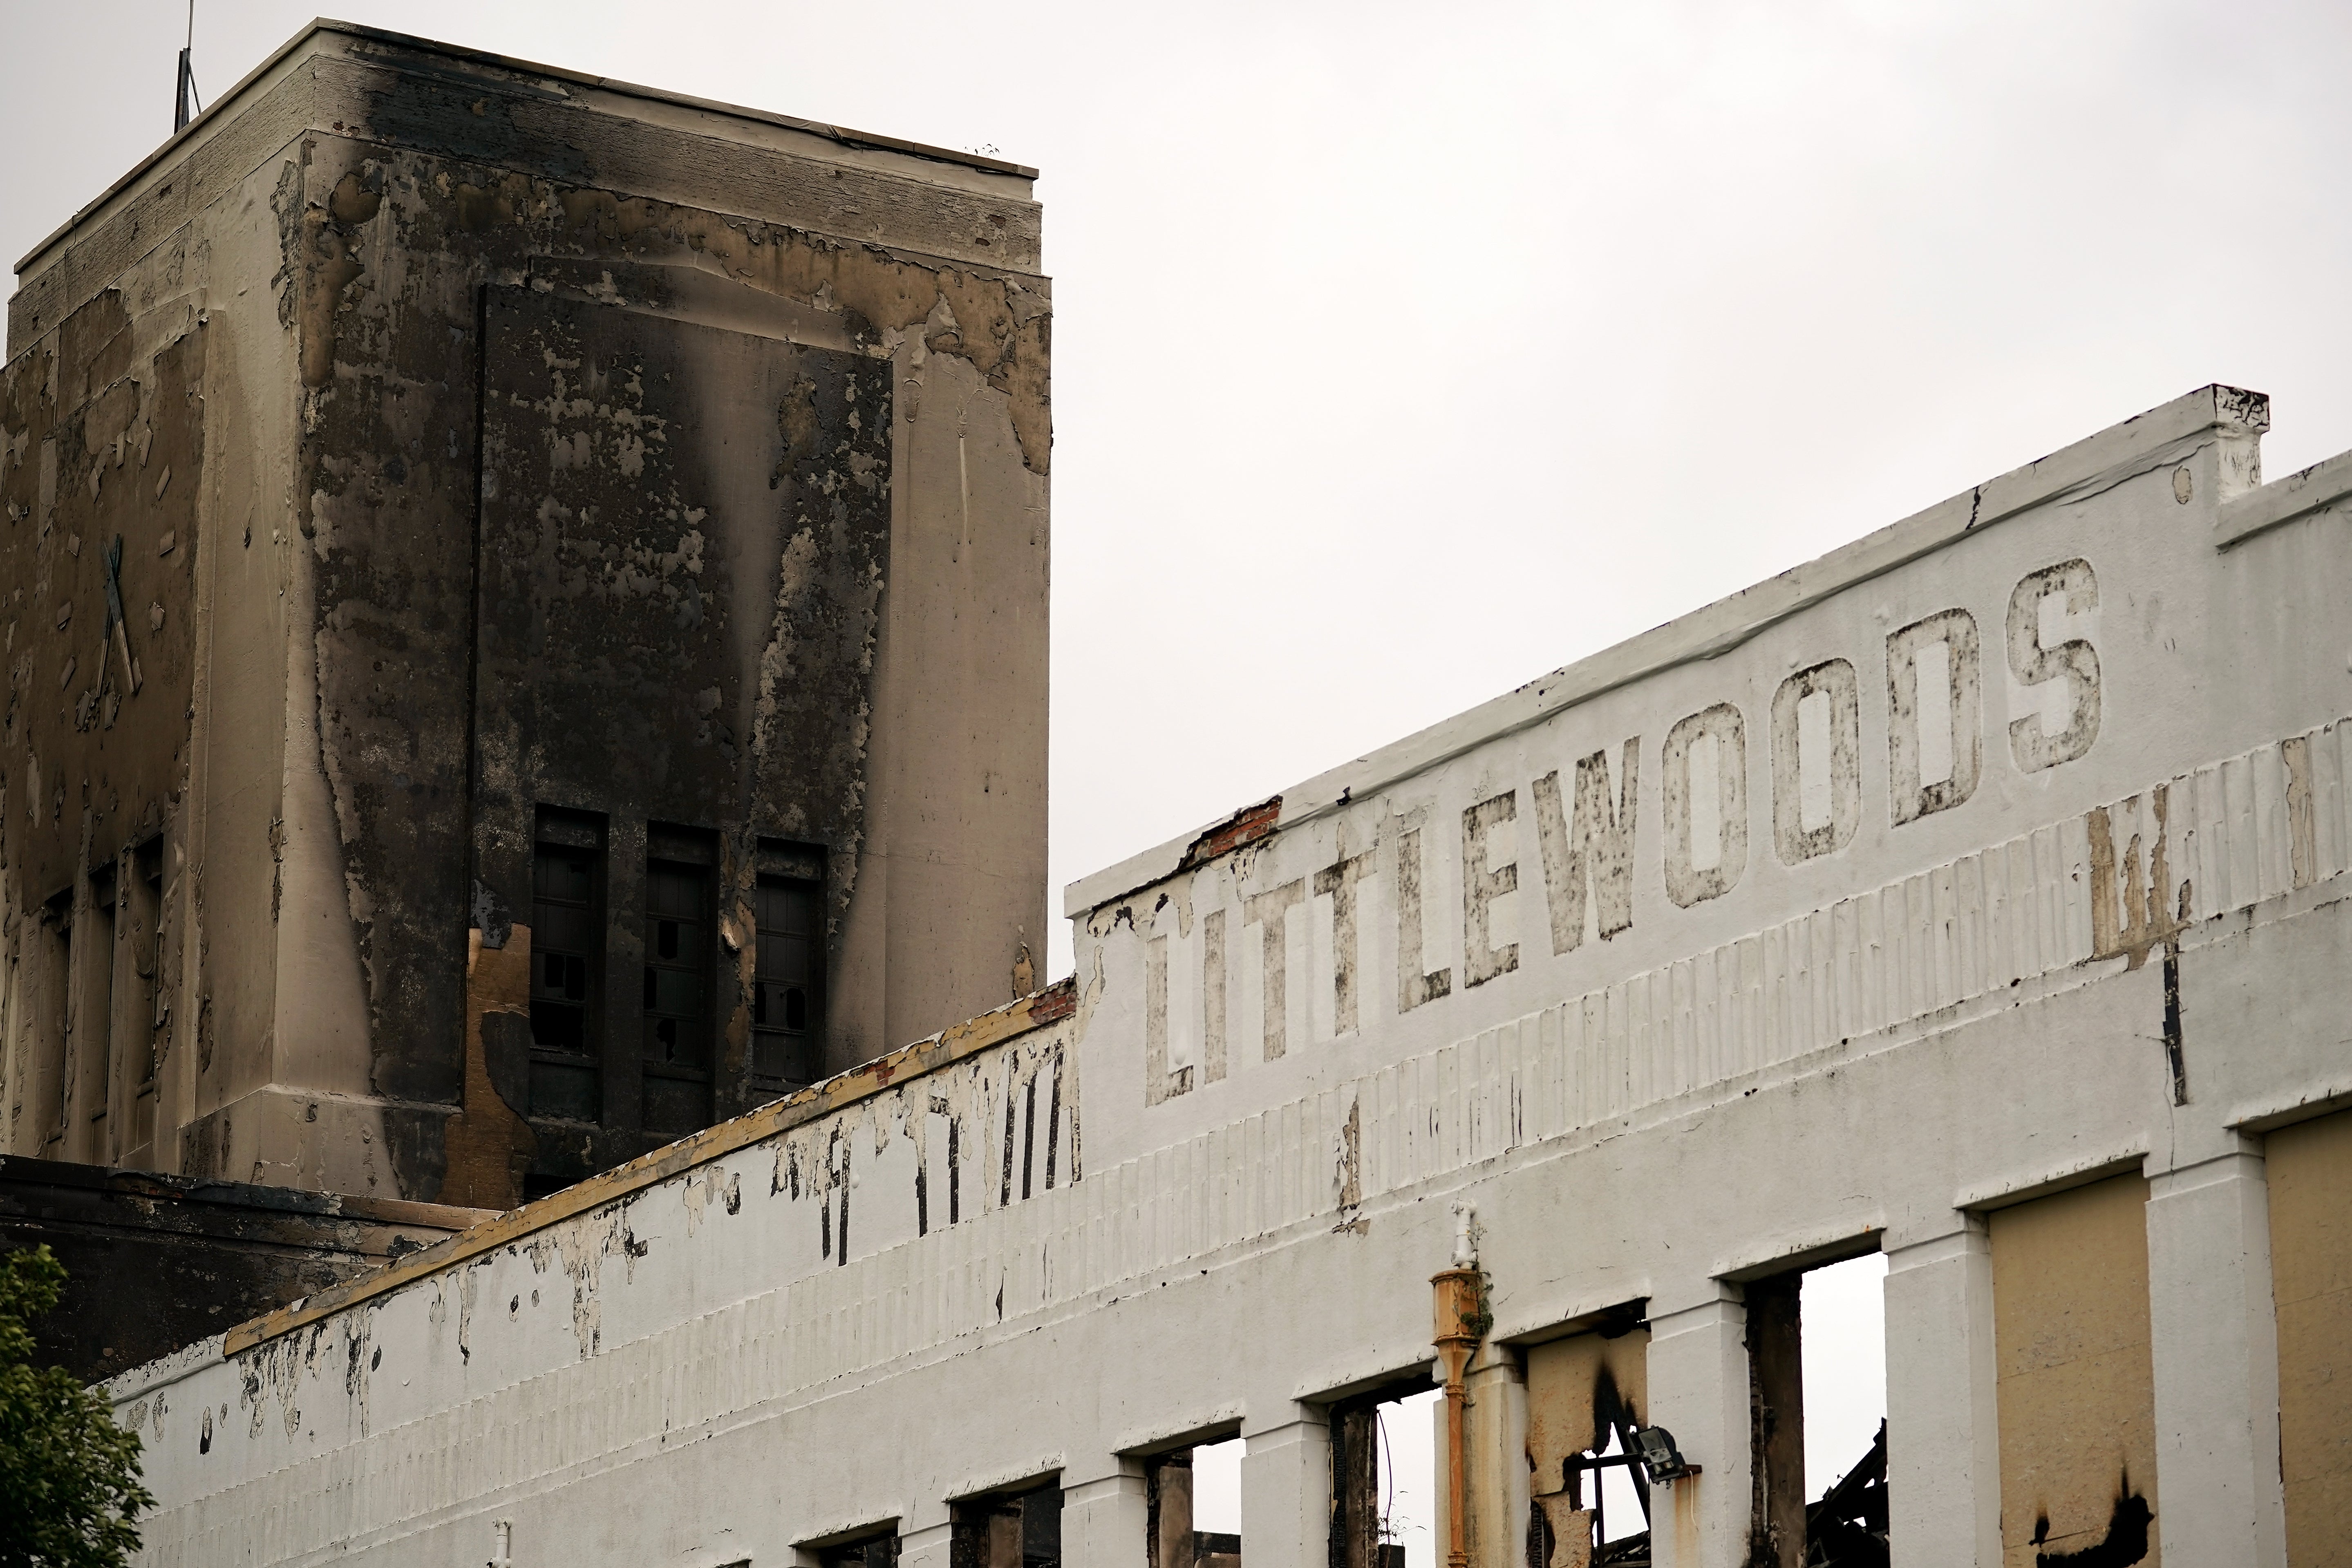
174, 0, 202, 132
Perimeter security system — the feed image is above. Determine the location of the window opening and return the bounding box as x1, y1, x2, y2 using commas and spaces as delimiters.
752, 870, 823, 1092
528, 811, 604, 1123
1799, 1253, 1889, 1543
132, 840, 164, 1096
818, 1530, 901, 1568
1146, 1438, 1242, 1568
1528, 1313, 1653, 1568
1746, 1254, 1890, 1568
42, 889, 72, 1149
1332, 1384, 1437, 1568
85, 863, 117, 1141
1560, 1416, 1652, 1562
641, 853, 713, 1135
124, 839, 164, 1156
953, 1481, 1061, 1568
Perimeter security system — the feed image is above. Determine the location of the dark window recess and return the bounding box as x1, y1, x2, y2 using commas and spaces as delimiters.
44, 889, 72, 1144
953, 1486, 1061, 1568
752, 873, 823, 1088
528, 819, 604, 1123
642, 858, 713, 1135
819, 1536, 901, 1568
87, 864, 117, 1127
1148, 1445, 1243, 1568
133, 839, 164, 1092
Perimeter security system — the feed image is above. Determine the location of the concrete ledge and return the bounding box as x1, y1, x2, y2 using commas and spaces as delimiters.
220, 977, 1074, 1356
2215, 446, 2352, 549
1954, 1147, 2148, 1213
16, 16, 1033, 280
1066, 384, 2269, 918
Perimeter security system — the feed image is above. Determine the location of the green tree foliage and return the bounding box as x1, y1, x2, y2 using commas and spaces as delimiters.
0, 1246, 152, 1568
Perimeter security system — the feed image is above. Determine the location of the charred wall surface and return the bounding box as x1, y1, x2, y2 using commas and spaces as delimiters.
0, 1153, 486, 1383
2, 22, 1050, 1210
0, 277, 205, 1170
470, 283, 893, 1183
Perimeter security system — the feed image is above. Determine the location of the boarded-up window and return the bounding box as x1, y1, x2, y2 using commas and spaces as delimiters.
642, 857, 713, 1135
528, 812, 603, 1123
2269, 1107, 2352, 1567
1989, 1173, 2159, 1567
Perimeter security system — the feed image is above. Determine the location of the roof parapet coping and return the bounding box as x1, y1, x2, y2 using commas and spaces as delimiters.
1063, 383, 2272, 919
16, 16, 1036, 279
212, 977, 1075, 1358
2217, 444, 2352, 550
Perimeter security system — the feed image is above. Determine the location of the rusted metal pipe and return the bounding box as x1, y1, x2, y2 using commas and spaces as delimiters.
1431, 1203, 1487, 1568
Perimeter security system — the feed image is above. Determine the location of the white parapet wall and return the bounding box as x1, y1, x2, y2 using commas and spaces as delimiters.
107, 385, 2352, 1568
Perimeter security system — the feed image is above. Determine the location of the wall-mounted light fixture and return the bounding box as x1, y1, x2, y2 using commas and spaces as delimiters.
1631, 1426, 1700, 1484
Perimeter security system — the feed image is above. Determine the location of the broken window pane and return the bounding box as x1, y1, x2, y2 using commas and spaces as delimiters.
752, 872, 823, 1088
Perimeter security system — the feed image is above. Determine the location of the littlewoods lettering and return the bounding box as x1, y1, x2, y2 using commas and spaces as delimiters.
1137, 557, 2102, 1104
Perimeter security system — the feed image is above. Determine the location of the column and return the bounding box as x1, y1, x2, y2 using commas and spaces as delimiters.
1643, 1288, 1750, 1568
1882, 1222, 2000, 1568
1242, 1410, 1331, 1568
899, 1508, 956, 1568
1063, 1463, 1150, 1568
1463, 1347, 1529, 1568
2146, 1147, 2288, 1567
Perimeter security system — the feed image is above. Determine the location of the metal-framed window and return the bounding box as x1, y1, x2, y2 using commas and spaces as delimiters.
528, 809, 605, 1123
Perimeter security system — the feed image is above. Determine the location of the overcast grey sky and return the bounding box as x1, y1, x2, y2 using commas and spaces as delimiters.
8, 1, 2352, 982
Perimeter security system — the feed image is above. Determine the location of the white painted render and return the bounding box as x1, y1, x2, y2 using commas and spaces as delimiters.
104, 384, 2352, 1567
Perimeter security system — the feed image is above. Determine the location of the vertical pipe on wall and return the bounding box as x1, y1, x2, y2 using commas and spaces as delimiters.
1432, 1202, 1487, 1568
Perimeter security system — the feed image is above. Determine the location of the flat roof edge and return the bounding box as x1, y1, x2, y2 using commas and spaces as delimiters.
211, 978, 1075, 1359
1063, 383, 2272, 919
2217, 445, 2352, 549
17, 17, 1035, 279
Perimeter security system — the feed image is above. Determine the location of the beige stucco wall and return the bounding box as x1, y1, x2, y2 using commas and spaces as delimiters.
2269, 1107, 2352, 1566
1989, 1174, 2158, 1566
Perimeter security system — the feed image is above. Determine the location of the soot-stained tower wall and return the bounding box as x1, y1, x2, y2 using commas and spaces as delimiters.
0, 21, 1050, 1209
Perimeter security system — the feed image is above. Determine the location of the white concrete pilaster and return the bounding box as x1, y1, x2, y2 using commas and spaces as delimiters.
2146, 1148, 2288, 1568
1464, 1349, 1530, 1568
1062, 1467, 1150, 1568
1242, 1413, 1331, 1568
1643, 1291, 1749, 1568
900, 1518, 956, 1568
1882, 1223, 2000, 1568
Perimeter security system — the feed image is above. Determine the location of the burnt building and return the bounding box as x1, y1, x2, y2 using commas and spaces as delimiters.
0, 22, 1050, 1211
0, 1152, 490, 1383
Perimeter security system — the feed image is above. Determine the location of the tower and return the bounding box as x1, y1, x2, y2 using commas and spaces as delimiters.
0, 22, 1050, 1208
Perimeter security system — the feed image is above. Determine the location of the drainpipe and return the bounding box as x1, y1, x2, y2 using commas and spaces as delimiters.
1430, 1202, 1488, 1568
